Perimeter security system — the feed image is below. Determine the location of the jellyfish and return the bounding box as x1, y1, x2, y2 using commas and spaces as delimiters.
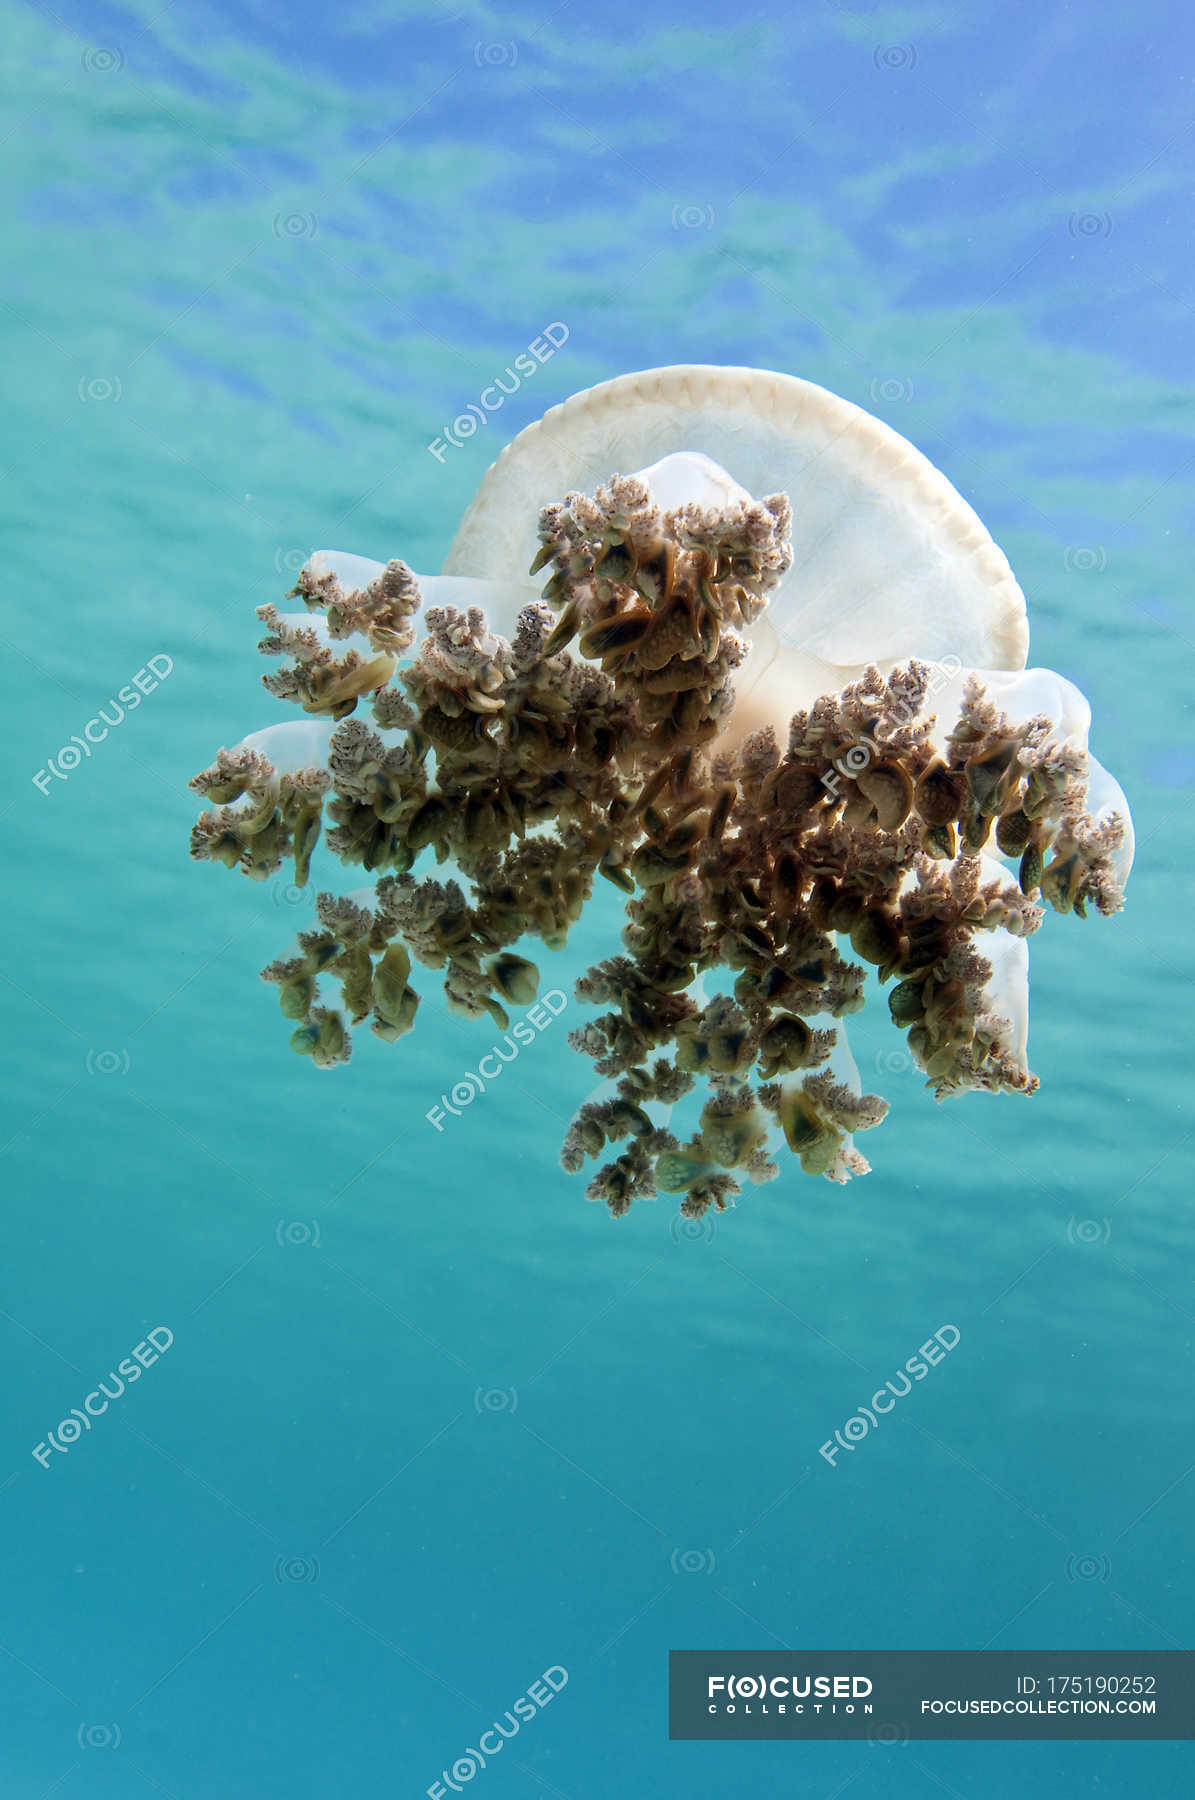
188, 366, 1132, 1218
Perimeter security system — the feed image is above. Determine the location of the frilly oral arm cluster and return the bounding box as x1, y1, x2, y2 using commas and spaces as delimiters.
187, 368, 1132, 1219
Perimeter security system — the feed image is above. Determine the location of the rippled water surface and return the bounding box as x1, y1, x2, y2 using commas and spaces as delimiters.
4, 1, 1193, 1794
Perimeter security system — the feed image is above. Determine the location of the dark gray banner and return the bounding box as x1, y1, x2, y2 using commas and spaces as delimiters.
669, 1652, 1195, 1739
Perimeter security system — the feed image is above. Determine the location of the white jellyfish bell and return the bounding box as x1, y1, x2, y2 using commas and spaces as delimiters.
190, 366, 1133, 1217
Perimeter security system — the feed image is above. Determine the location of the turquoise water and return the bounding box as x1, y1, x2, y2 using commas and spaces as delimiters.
4, 1, 1193, 1794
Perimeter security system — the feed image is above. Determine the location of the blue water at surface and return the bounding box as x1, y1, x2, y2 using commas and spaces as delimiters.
3, 1, 1193, 1794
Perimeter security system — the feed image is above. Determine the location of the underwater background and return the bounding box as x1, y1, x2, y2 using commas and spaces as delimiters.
3, 0, 1193, 1794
